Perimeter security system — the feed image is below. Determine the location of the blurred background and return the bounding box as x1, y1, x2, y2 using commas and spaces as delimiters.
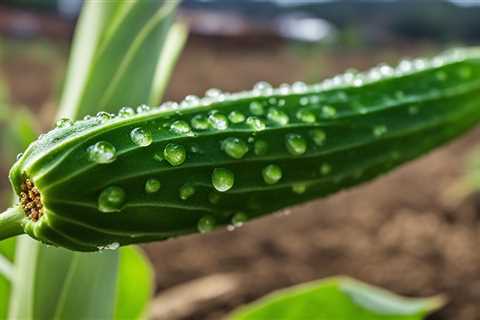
1, 0, 480, 319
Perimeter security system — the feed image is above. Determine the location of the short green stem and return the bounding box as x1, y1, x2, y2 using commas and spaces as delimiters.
0, 207, 25, 240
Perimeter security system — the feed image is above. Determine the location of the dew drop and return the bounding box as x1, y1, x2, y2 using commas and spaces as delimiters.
292, 183, 307, 194
136, 104, 151, 114
98, 186, 126, 212
253, 81, 273, 94
262, 164, 282, 184
98, 242, 120, 251
212, 168, 234, 192
228, 111, 245, 123
145, 179, 161, 193
130, 127, 153, 147
292, 81, 307, 93
320, 163, 331, 175
310, 129, 326, 146
170, 120, 192, 135
373, 125, 387, 137
179, 183, 195, 200
246, 116, 266, 131
96, 111, 113, 122
285, 133, 307, 156
191, 114, 210, 130
16, 153, 23, 160
231, 212, 248, 227
221, 137, 249, 159
118, 107, 135, 117
87, 141, 117, 164
296, 109, 316, 123
205, 88, 222, 98
254, 140, 268, 156
267, 108, 289, 125
249, 101, 265, 115
208, 112, 228, 130
197, 215, 216, 234
164, 143, 186, 166
55, 118, 73, 128
321, 105, 337, 118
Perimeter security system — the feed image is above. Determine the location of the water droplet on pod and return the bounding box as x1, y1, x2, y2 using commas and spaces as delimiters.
212, 168, 234, 192
130, 127, 153, 147
145, 179, 161, 193
262, 164, 282, 184
254, 140, 268, 156
197, 215, 216, 233
87, 141, 117, 164
191, 114, 210, 130
231, 212, 248, 227
320, 163, 331, 175
249, 101, 264, 115
98, 186, 126, 212
373, 125, 387, 137
221, 137, 249, 159
285, 133, 307, 155
136, 104, 151, 114
164, 143, 186, 166
118, 107, 135, 117
208, 112, 228, 130
170, 120, 192, 135
296, 109, 316, 123
246, 116, 266, 131
321, 105, 336, 118
228, 111, 245, 123
56, 118, 73, 128
292, 183, 307, 194
179, 184, 195, 200
310, 129, 326, 146
267, 108, 289, 125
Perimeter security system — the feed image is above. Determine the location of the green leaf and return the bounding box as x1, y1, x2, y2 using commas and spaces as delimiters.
149, 22, 188, 105
0, 237, 15, 319
8, 0, 180, 318
58, 0, 180, 119
229, 277, 445, 320
114, 246, 154, 319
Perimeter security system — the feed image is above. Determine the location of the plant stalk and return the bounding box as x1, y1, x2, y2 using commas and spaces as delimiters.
0, 207, 25, 240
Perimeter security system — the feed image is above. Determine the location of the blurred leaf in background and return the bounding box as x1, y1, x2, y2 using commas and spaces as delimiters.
230, 277, 445, 320
5, 0, 186, 319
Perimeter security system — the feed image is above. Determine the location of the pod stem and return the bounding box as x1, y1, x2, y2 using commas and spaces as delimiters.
0, 207, 25, 240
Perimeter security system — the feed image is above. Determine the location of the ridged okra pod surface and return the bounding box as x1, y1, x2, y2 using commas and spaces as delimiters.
5, 48, 480, 251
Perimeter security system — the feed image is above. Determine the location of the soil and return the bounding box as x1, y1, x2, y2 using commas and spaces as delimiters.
2, 33, 480, 319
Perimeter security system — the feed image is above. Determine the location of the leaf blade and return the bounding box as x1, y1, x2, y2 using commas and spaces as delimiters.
229, 277, 445, 320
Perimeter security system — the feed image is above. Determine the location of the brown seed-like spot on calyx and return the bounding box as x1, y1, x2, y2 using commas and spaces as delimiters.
19, 178, 44, 222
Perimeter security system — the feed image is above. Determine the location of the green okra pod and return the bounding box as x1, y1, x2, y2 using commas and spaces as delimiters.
2, 48, 480, 251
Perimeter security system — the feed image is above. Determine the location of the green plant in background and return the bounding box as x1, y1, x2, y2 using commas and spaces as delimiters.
0, 0, 479, 318
230, 277, 445, 320
0, 0, 186, 319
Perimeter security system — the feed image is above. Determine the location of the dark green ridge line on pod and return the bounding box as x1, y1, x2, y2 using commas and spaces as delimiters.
3, 48, 480, 251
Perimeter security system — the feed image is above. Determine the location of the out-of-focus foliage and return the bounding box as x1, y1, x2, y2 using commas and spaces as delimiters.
230, 277, 445, 320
